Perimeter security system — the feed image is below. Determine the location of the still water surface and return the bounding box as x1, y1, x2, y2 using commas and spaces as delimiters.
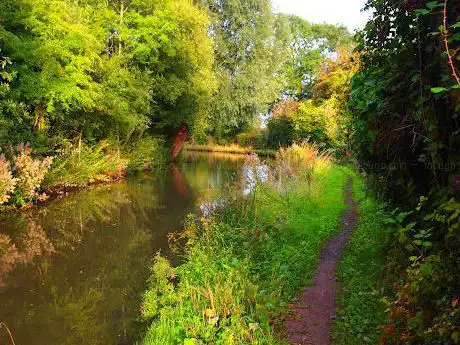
0, 152, 245, 345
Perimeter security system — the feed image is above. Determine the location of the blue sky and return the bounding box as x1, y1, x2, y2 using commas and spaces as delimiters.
271, 0, 370, 31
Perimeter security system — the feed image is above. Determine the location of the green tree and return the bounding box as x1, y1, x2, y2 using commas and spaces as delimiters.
199, 0, 289, 140
0, 0, 216, 148
282, 15, 352, 98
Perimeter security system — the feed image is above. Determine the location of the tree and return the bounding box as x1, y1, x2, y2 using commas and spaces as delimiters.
0, 50, 30, 147
199, 0, 289, 140
282, 15, 352, 98
0, 0, 216, 148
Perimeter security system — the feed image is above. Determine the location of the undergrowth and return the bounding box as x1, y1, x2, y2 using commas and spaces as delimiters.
43, 141, 127, 188
140, 145, 350, 345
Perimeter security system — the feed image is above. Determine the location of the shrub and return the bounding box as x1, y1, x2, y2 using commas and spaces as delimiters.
0, 155, 16, 204
293, 100, 329, 145
126, 137, 168, 172
267, 100, 298, 148
235, 130, 267, 149
14, 144, 53, 200
267, 100, 331, 149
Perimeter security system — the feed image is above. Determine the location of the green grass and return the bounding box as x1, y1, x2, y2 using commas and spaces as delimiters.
332, 176, 389, 345
140, 163, 350, 345
43, 143, 127, 188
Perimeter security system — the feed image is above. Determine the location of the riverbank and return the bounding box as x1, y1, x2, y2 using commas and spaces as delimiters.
184, 143, 276, 158
140, 144, 391, 344
0, 138, 168, 213
0, 152, 248, 345
140, 145, 351, 344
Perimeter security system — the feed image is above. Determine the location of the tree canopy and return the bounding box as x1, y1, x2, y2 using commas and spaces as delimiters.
0, 0, 351, 147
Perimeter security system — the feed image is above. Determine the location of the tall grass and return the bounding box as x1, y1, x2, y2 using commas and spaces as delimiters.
141, 144, 350, 344
43, 141, 127, 188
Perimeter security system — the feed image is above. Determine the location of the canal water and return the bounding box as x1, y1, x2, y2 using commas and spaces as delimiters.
0, 152, 246, 345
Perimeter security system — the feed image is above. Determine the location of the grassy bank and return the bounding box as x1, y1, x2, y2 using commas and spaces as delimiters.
140, 145, 351, 344
332, 177, 388, 345
0, 138, 168, 212
184, 143, 276, 158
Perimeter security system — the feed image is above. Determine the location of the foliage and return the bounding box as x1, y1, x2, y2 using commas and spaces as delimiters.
281, 15, 352, 98
13, 144, 53, 200
126, 137, 168, 172
267, 47, 360, 150
119, 0, 217, 130
0, 51, 29, 148
267, 100, 298, 148
350, 0, 460, 201
376, 195, 460, 345
292, 100, 329, 144
141, 146, 349, 344
349, 0, 460, 344
0, 0, 215, 149
199, 0, 290, 139
0, 155, 16, 205
313, 47, 361, 150
44, 141, 127, 188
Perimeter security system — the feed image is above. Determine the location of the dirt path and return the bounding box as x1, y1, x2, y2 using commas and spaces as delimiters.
283, 178, 358, 345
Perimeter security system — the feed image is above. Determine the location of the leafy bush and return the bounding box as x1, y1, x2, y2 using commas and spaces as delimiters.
13, 144, 53, 200
235, 130, 267, 149
0, 155, 16, 205
377, 196, 460, 345
267, 100, 331, 149
293, 100, 329, 144
267, 100, 298, 148
267, 48, 359, 151
126, 137, 168, 172
348, 0, 460, 343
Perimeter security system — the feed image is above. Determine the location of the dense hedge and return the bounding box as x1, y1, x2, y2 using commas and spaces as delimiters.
350, 1, 460, 343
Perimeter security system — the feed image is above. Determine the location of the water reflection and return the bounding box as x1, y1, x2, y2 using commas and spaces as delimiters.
0, 152, 245, 345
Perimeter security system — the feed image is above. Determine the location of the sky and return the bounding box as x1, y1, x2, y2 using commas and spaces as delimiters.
271, 0, 370, 31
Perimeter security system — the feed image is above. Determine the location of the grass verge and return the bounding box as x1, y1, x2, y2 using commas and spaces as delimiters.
140, 155, 351, 344
331, 176, 388, 345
